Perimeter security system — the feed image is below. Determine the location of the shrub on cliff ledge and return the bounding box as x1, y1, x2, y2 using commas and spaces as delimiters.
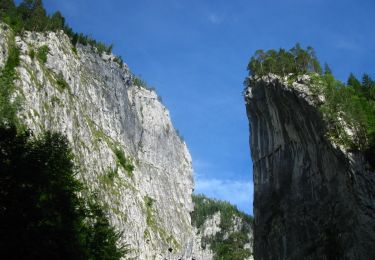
114, 148, 134, 177
37, 45, 49, 64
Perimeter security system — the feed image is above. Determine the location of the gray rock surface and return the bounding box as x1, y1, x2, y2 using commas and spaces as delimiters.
244, 74, 375, 260
191, 210, 254, 260
191, 195, 254, 259
0, 23, 208, 259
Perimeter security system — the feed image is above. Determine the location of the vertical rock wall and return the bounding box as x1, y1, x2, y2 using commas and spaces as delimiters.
0, 23, 197, 259
245, 74, 375, 260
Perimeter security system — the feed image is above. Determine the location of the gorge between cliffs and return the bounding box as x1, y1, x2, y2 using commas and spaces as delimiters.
1, 1, 375, 260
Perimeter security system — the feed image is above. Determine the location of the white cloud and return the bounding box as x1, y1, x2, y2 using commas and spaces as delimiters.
195, 177, 253, 214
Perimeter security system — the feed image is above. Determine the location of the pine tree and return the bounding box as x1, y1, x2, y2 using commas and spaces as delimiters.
0, 0, 15, 14
347, 73, 361, 91
307, 46, 322, 74
48, 11, 65, 31
324, 63, 332, 75
362, 74, 375, 101
362, 74, 374, 89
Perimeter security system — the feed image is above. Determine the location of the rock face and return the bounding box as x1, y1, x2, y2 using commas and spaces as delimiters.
191, 195, 254, 259
245, 74, 375, 260
0, 23, 201, 259
192, 210, 254, 260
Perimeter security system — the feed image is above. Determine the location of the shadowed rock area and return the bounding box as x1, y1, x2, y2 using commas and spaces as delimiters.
244, 74, 375, 260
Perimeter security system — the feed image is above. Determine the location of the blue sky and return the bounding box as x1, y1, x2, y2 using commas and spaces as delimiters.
40, 0, 375, 214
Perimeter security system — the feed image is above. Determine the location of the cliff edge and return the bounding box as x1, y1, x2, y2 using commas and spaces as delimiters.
245, 74, 375, 260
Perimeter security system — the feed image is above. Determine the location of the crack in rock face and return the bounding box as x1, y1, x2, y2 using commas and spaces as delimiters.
245, 74, 375, 260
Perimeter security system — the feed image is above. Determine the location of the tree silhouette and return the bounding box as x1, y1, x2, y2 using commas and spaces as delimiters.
0, 124, 127, 259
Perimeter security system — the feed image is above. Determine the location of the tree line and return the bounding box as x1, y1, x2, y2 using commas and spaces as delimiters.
247, 44, 375, 168
0, 0, 113, 55
247, 43, 322, 76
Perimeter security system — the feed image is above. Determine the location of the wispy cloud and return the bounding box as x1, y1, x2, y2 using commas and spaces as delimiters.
192, 157, 253, 214
207, 13, 223, 25
193, 159, 214, 172
195, 177, 253, 214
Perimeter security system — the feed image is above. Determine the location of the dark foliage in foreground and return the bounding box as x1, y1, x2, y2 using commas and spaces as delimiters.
0, 124, 127, 259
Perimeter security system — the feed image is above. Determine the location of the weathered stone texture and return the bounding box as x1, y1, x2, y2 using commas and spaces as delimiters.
245, 74, 375, 260
0, 24, 200, 259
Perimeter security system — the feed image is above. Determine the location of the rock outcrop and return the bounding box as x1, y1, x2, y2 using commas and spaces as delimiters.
191, 195, 254, 259
0, 23, 200, 259
245, 74, 375, 260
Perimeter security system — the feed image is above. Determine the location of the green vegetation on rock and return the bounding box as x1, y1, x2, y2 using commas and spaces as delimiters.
132, 74, 156, 91
143, 195, 180, 250
247, 43, 322, 76
145, 195, 155, 227
37, 45, 49, 64
55, 72, 69, 91
192, 194, 253, 260
317, 73, 375, 166
28, 47, 35, 59
0, 32, 21, 126
247, 45, 375, 167
132, 75, 149, 88
0, 0, 118, 59
99, 168, 119, 186
114, 148, 135, 177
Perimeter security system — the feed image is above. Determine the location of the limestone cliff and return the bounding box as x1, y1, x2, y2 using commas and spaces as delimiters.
0, 23, 198, 259
191, 194, 254, 259
245, 74, 375, 260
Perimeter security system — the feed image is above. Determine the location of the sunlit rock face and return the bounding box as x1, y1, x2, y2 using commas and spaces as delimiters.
245, 74, 375, 260
0, 23, 211, 259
